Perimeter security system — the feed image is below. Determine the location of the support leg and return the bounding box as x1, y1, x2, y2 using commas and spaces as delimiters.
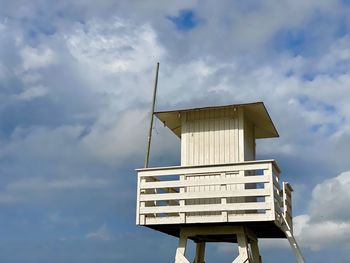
250, 238, 261, 263
233, 228, 250, 263
194, 242, 206, 263
175, 234, 190, 263
175, 226, 262, 263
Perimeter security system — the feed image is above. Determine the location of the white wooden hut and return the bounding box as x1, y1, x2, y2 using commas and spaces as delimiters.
136, 102, 304, 263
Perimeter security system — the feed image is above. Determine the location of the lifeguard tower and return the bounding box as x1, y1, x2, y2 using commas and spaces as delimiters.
136, 102, 304, 262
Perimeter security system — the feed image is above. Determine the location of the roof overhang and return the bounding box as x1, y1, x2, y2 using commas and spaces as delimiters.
154, 102, 279, 139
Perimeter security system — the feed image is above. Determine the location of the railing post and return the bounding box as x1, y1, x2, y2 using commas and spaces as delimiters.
221, 172, 228, 222
139, 176, 146, 225
238, 170, 245, 216
175, 231, 190, 263
179, 175, 186, 223
136, 174, 141, 225
266, 162, 275, 221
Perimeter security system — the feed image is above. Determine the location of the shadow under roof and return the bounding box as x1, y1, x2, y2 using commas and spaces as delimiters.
154, 102, 279, 139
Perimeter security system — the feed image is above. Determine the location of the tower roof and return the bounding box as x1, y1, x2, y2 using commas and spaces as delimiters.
154, 102, 279, 139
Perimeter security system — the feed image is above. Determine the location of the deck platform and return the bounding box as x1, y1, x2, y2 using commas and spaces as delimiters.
147, 221, 285, 241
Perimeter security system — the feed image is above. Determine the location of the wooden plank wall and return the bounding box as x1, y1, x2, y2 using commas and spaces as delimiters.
244, 119, 256, 161
181, 107, 255, 217
181, 107, 240, 165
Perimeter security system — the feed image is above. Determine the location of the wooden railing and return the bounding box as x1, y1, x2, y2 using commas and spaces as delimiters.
136, 160, 287, 226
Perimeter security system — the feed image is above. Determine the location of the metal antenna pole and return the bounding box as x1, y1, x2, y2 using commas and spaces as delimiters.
144, 62, 160, 168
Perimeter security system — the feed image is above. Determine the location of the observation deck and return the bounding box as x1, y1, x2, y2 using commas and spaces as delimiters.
136, 159, 293, 241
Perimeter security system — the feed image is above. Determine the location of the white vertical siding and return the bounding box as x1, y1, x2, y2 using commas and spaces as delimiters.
181, 108, 241, 166
244, 119, 256, 161
244, 119, 258, 206
181, 107, 256, 217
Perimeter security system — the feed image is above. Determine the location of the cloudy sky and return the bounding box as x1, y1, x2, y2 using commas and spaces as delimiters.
0, 0, 350, 262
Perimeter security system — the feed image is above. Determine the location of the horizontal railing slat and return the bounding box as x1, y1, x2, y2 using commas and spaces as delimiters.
140, 189, 270, 202
145, 213, 272, 225
140, 175, 269, 189
138, 163, 270, 177
140, 202, 271, 214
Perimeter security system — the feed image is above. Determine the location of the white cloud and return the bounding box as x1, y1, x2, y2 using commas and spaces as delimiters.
86, 224, 111, 241
65, 18, 165, 74
314, 35, 350, 73
81, 109, 149, 165
295, 215, 350, 251
309, 171, 350, 221
293, 171, 350, 251
20, 46, 57, 70
15, 86, 48, 101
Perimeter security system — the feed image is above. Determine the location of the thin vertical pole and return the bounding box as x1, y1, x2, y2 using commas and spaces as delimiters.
144, 62, 160, 168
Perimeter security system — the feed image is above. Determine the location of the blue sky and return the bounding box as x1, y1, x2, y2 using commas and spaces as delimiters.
1, 1, 350, 262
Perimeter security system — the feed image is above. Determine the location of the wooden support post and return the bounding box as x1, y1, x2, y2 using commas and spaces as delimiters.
194, 242, 206, 263
233, 228, 249, 263
139, 177, 146, 224
175, 233, 190, 263
250, 238, 261, 263
175, 226, 262, 263
221, 172, 228, 222
265, 163, 275, 220
179, 175, 186, 223
245, 227, 262, 263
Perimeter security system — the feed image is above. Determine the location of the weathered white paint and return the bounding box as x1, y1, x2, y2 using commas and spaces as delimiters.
174, 226, 261, 263
244, 118, 256, 161
180, 107, 256, 217
181, 107, 242, 166
136, 161, 282, 225
136, 102, 304, 262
